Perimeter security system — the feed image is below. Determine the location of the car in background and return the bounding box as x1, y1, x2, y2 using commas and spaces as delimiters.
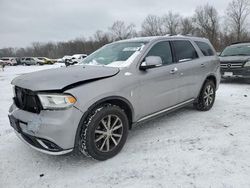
55, 55, 71, 64
0, 59, 4, 66
70, 54, 87, 64
37, 57, 54, 65
15, 57, 23, 65
55, 58, 63, 63
20, 57, 27, 65
23, 57, 44, 65
63, 55, 72, 62
219, 42, 250, 80
0, 57, 17, 66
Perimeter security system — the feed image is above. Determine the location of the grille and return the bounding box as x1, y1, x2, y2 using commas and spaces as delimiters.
220, 62, 244, 69
14, 86, 42, 113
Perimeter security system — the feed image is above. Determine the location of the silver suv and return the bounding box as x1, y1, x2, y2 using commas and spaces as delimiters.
8, 36, 220, 160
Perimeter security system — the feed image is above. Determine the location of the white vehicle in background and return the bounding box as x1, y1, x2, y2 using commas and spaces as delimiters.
0, 57, 17, 66
0, 59, 4, 65
23, 57, 44, 65
70, 54, 87, 64
55, 58, 63, 63
56, 55, 72, 64
63, 55, 72, 62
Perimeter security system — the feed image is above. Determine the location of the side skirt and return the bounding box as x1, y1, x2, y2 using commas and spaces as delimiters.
133, 98, 195, 127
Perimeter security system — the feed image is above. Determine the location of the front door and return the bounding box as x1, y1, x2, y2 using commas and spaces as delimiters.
137, 41, 180, 118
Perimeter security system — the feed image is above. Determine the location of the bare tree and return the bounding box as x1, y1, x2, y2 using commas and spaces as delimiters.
0, 48, 15, 57
162, 11, 181, 35
94, 30, 110, 43
141, 15, 164, 36
226, 0, 250, 41
109, 21, 136, 41
194, 4, 219, 47
180, 17, 195, 35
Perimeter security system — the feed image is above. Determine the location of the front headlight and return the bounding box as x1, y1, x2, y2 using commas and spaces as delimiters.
38, 93, 76, 110
244, 61, 250, 67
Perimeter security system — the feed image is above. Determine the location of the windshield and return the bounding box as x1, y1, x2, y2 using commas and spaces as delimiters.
80, 41, 146, 67
221, 44, 250, 56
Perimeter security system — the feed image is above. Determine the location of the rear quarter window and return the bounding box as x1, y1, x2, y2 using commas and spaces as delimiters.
195, 41, 214, 56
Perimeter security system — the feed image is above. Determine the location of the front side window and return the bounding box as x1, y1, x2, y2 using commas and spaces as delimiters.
195, 41, 214, 56
172, 40, 198, 62
145, 41, 173, 65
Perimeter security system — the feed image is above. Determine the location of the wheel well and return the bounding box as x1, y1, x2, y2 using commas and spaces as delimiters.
74, 97, 133, 149
206, 75, 217, 88
98, 99, 133, 129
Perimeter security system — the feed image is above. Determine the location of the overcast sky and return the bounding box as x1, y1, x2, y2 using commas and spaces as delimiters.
0, 0, 230, 49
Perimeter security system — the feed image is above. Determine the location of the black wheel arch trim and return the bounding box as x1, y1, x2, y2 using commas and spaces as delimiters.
196, 74, 217, 102
73, 96, 134, 149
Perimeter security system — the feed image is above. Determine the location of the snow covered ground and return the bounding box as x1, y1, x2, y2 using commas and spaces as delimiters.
0, 65, 250, 188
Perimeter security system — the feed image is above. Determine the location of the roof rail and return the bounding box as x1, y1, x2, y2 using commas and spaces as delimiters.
231, 41, 250, 45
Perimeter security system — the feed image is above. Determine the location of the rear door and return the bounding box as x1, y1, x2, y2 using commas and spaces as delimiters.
194, 40, 217, 81
171, 40, 201, 102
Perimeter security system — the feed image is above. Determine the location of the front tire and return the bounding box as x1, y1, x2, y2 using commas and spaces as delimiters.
194, 80, 216, 111
78, 104, 129, 161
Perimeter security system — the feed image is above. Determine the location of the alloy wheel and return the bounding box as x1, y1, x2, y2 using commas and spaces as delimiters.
94, 115, 123, 152
204, 85, 214, 106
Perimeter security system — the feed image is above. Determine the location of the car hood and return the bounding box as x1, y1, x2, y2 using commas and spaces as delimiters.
219, 56, 250, 62
12, 65, 119, 91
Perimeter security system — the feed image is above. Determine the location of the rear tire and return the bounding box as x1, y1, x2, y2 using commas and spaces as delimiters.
194, 80, 216, 111
78, 104, 129, 161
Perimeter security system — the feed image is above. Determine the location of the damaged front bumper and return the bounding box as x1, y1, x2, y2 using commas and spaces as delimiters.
8, 103, 83, 155
14, 130, 73, 155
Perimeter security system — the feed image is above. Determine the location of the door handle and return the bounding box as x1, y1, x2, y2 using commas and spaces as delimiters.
201, 63, 206, 68
170, 67, 178, 74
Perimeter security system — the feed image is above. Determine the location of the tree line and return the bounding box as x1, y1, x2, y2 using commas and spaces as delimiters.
0, 0, 249, 59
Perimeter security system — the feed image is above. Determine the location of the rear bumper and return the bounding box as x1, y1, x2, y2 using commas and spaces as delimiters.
221, 68, 250, 78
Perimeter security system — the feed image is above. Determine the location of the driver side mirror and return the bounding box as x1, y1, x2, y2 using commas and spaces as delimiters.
140, 56, 163, 70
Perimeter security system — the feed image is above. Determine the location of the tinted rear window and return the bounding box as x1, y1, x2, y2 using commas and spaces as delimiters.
195, 41, 214, 56
172, 40, 198, 62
